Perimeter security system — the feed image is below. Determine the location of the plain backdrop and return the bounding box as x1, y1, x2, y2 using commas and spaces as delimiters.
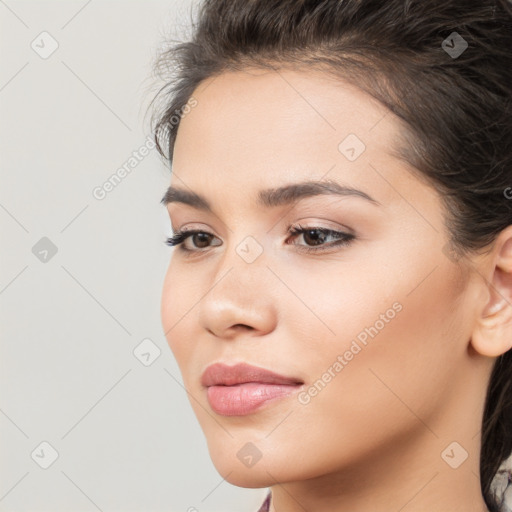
0, 1, 270, 510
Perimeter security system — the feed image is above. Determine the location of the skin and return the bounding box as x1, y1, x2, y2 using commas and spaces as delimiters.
160, 67, 512, 512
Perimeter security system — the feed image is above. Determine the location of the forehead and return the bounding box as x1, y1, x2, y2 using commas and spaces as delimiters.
170, 67, 425, 212
174, 67, 396, 161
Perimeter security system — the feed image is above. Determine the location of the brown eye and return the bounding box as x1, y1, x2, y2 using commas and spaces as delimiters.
191, 232, 214, 248
287, 224, 355, 254
165, 229, 221, 252
300, 228, 329, 246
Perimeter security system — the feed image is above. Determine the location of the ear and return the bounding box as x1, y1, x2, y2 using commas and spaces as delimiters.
471, 225, 512, 358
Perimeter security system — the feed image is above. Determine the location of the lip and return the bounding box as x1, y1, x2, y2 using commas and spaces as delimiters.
201, 362, 303, 387
201, 362, 304, 416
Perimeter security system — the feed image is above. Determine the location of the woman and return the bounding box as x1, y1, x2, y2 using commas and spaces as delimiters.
150, 0, 512, 510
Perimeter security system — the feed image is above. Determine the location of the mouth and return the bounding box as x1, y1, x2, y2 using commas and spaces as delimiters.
201, 361, 304, 387
201, 362, 304, 416
206, 381, 304, 416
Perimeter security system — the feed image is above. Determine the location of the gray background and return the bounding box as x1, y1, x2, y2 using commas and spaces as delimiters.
0, 1, 270, 510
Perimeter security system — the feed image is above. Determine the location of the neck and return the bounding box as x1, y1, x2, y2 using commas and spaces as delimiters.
267, 428, 489, 512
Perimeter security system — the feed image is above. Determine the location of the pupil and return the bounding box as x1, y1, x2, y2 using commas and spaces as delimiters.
304, 229, 324, 246
194, 233, 211, 248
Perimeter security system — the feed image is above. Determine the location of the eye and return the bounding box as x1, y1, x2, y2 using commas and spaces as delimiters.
164, 229, 221, 252
286, 223, 355, 254
164, 224, 355, 254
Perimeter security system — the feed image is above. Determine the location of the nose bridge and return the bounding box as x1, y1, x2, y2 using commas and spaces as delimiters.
232, 232, 267, 267
215, 231, 270, 296
218, 208, 271, 268
198, 230, 276, 336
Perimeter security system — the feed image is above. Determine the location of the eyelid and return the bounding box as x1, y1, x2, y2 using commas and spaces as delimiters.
283, 216, 355, 236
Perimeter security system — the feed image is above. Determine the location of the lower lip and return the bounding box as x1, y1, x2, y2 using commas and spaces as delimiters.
206, 382, 303, 416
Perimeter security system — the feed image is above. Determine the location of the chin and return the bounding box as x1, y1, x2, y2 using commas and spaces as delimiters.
206, 440, 292, 488
223, 471, 275, 489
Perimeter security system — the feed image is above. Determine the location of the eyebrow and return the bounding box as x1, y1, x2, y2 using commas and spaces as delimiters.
160, 179, 381, 211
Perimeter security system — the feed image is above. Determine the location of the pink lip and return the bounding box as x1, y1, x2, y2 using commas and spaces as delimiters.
201, 362, 304, 416
201, 362, 303, 387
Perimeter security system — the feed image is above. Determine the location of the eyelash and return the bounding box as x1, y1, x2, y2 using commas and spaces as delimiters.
164, 224, 355, 255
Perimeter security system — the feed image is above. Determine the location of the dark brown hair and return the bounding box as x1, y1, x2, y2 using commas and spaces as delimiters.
149, 1, 512, 510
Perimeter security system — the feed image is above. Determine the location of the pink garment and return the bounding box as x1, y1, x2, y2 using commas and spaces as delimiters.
256, 491, 271, 512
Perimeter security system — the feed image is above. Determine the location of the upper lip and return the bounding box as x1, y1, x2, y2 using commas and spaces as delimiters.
201, 362, 304, 387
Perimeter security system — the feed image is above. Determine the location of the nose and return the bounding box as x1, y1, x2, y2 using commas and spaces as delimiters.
198, 237, 278, 340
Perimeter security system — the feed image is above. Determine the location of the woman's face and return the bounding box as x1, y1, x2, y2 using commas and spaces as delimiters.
161, 68, 485, 488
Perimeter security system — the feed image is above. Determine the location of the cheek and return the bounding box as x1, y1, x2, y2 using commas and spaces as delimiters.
160, 258, 195, 364
284, 248, 467, 413
267, 268, 464, 473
